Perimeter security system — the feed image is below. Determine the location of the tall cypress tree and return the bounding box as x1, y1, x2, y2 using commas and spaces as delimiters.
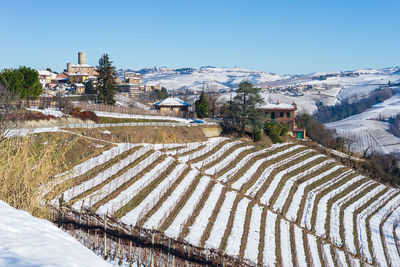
195, 91, 209, 119
96, 54, 117, 105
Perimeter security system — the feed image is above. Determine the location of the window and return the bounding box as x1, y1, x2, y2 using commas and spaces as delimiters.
280, 112, 284, 118
287, 112, 291, 118
264, 111, 269, 117
271, 112, 275, 119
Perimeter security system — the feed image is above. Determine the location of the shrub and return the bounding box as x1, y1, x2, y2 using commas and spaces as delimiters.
263, 121, 288, 143
79, 110, 98, 123
71, 107, 82, 117
6, 112, 56, 122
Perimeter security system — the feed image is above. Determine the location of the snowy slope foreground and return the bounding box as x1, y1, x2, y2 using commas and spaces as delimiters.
50, 137, 400, 266
0, 201, 111, 267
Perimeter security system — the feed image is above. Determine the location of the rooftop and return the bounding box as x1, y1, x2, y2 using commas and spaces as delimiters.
260, 102, 296, 110
70, 64, 93, 68
68, 72, 89, 76
154, 97, 190, 107
38, 70, 54, 76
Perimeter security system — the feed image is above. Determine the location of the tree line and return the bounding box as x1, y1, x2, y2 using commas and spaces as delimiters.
313, 88, 395, 123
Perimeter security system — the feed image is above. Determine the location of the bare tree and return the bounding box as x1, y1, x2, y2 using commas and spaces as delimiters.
205, 85, 221, 118
0, 84, 18, 140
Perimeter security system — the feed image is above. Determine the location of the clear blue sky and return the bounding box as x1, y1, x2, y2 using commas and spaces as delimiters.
1, 0, 399, 74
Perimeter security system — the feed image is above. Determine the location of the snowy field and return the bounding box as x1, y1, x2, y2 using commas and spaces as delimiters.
48, 137, 400, 266
0, 201, 111, 267
326, 94, 400, 154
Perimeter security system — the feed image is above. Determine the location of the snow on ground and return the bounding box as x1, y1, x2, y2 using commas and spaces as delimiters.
27, 107, 64, 117
141, 66, 288, 91
231, 144, 302, 191
329, 180, 374, 246
259, 150, 316, 205
225, 198, 251, 256
245, 149, 311, 198
184, 182, 224, 246
204, 191, 237, 250
121, 163, 187, 226
280, 219, 293, 267
164, 176, 210, 239
61, 146, 152, 204
343, 184, 386, 254
369, 194, 400, 267
285, 162, 341, 223
191, 140, 241, 169
312, 175, 364, 235
179, 137, 228, 163
294, 225, 307, 267
307, 234, 322, 267
5, 126, 66, 137
326, 94, 400, 154
310, 175, 364, 234
45, 143, 136, 197
322, 243, 335, 267
217, 143, 289, 183
383, 205, 400, 265
243, 204, 263, 263
263, 210, 277, 267
204, 145, 253, 176
357, 189, 397, 263
270, 154, 326, 211
298, 169, 353, 227
72, 151, 161, 210
96, 157, 174, 215
0, 201, 111, 267
143, 169, 199, 229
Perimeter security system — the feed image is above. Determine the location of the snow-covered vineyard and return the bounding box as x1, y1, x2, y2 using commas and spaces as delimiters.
49, 137, 400, 266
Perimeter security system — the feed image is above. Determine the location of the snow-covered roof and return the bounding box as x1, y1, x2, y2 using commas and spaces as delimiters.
70, 64, 93, 68
68, 72, 89, 76
154, 97, 190, 107
38, 70, 54, 76
74, 83, 84, 87
260, 102, 296, 110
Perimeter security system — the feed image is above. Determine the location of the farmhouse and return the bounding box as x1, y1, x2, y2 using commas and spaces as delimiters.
260, 101, 306, 139
153, 97, 190, 116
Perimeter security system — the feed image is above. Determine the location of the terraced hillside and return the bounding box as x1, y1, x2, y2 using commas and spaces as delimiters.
48, 137, 400, 266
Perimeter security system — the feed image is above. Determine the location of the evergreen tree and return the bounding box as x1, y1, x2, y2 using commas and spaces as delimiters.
0, 67, 41, 102
85, 80, 96, 95
96, 54, 117, 105
195, 91, 209, 119
231, 81, 264, 135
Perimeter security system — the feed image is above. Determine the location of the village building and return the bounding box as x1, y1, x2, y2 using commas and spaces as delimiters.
73, 83, 85, 95
260, 101, 306, 139
38, 70, 56, 88
66, 52, 98, 77
142, 82, 162, 92
118, 72, 142, 98
153, 97, 190, 116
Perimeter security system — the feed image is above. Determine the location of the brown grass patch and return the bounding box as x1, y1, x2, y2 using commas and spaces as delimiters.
64, 126, 208, 144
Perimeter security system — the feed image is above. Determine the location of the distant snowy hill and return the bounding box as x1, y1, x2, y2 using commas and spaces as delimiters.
138, 66, 290, 91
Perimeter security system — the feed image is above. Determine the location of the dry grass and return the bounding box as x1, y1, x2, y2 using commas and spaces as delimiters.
22, 117, 93, 128
65, 126, 208, 144
97, 116, 174, 124
0, 132, 109, 218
